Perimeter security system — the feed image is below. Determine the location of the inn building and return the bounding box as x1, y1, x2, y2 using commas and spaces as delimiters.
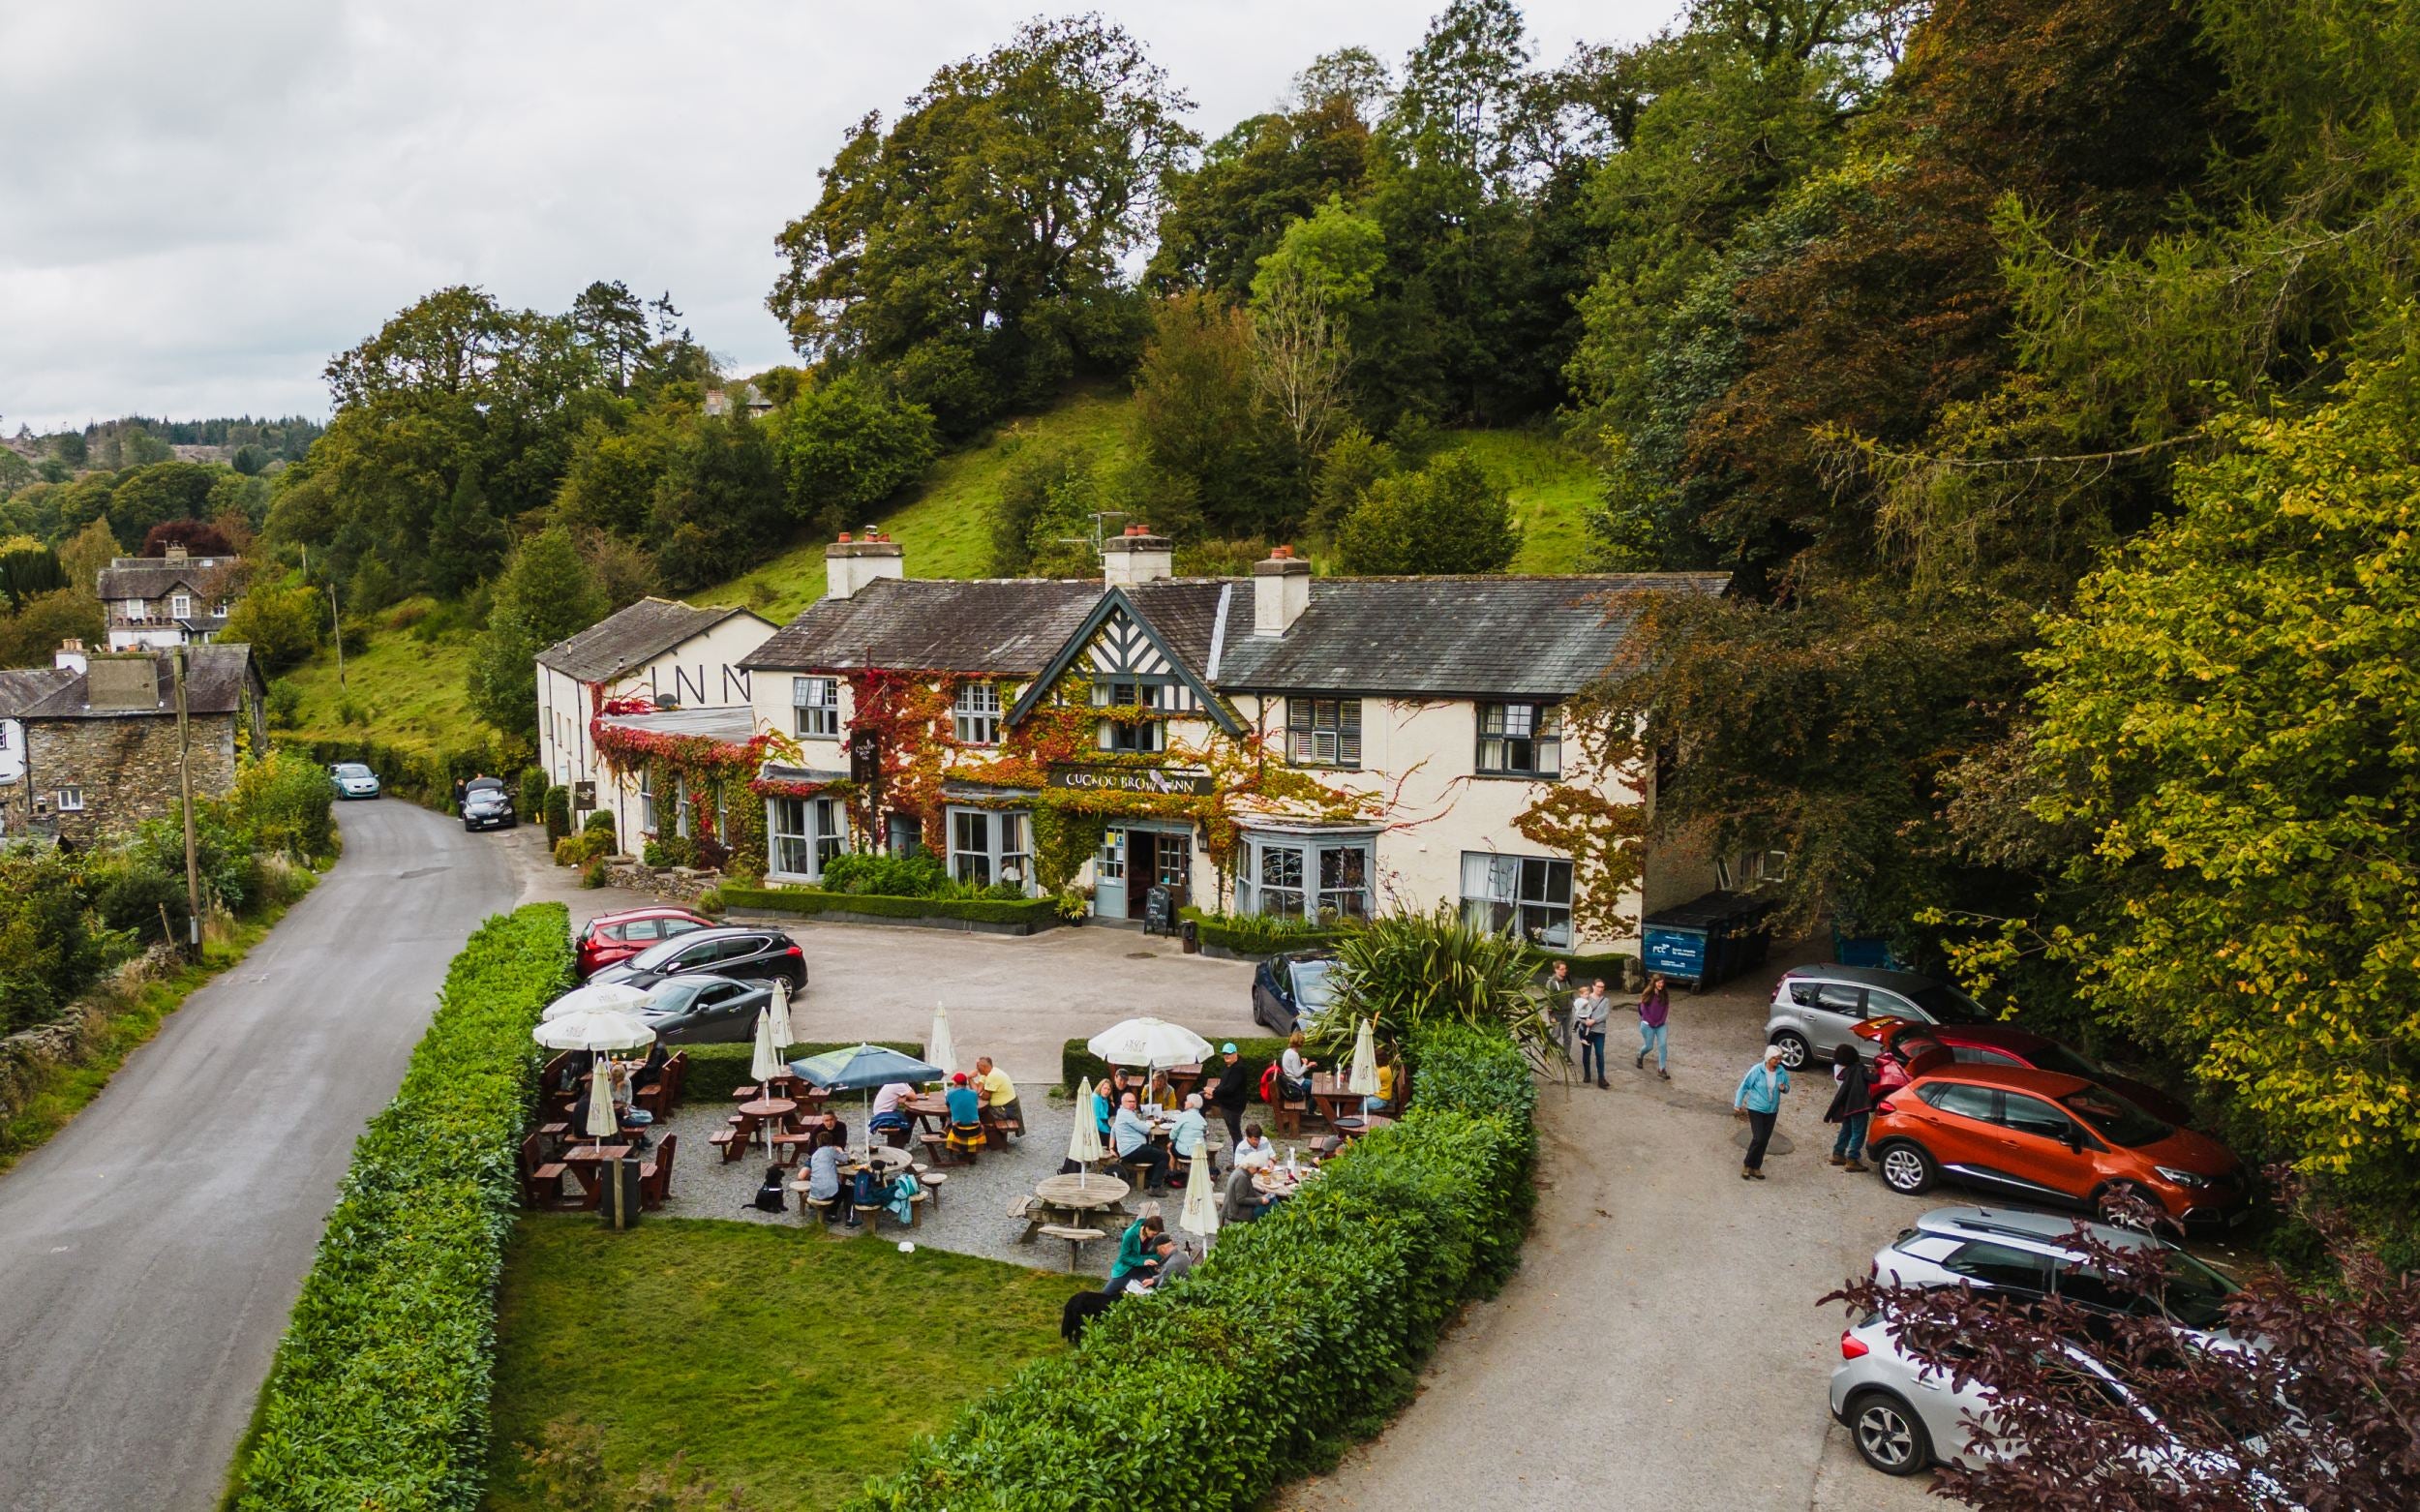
704, 531, 1729, 956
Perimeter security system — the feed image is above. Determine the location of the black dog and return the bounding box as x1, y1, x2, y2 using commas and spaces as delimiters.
1060, 1288, 1117, 1346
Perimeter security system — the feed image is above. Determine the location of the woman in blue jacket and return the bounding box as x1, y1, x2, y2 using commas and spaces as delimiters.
1733, 1044, 1792, 1181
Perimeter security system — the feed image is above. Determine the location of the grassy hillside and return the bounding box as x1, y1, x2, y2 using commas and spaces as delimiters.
274, 394, 1603, 751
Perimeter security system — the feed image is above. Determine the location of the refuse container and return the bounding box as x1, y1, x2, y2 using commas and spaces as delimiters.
600, 1156, 643, 1231
1641, 891, 1776, 991
1180, 918, 1199, 954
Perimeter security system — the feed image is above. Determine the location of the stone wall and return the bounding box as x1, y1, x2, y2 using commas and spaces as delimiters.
604, 858, 724, 903
8, 712, 239, 846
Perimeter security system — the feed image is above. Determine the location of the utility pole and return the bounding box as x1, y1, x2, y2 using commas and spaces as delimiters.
173, 644, 200, 955
327, 581, 345, 687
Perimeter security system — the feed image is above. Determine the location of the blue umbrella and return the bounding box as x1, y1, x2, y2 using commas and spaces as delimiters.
791, 1043, 944, 1161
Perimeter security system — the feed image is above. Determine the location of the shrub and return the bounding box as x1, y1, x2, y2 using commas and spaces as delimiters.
817, 851, 950, 898
227, 904, 571, 1510
542, 786, 570, 843
552, 836, 586, 867
694, 887, 727, 916
1182, 906, 1342, 957
265, 678, 303, 729
1319, 904, 1554, 1064
0, 847, 102, 1034
583, 809, 617, 837
580, 859, 610, 889
643, 836, 699, 869
850, 1023, 1533, 1510
718, 886, 1057, 930
517, 769, 547, 818
232, 749, 338, 862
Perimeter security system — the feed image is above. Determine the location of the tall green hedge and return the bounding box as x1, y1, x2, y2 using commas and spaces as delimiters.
227, 904, 571, 1511
848, 1021, 1533, 1510
279, 735, 515, 814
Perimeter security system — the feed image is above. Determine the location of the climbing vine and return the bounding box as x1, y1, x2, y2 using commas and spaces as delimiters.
590, 708, 795, 875
1514, 784, 1648, 944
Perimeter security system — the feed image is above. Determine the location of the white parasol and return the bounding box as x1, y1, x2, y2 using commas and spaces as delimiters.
583, 1063, 620, 1138
541, 981, 653, 1022
1066, 1089, 1105, 1189
750, 1008, 786, 1086
1178, 1134, 1220, 1242
768, 976, 796, 1049
533, 1008, 656, 1053
926, 1001, 957, 1085
1347, 1017, 1379, 1097
1087, 1016, 1213, 1072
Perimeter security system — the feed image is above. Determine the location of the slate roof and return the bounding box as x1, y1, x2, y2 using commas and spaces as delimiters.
1119, 580, 1231, 681
1215, 574, 1729, 697
741, 579, 1104, 674
538, 598, 770, 682
0, 645, 258, 719
95, 556, 242, 601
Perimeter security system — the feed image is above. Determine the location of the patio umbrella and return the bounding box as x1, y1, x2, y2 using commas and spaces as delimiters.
1066, 1087, 1104, 1190
541, 981, 653, 1021
751, 1008, 786, 1085
1178, 1134, 1220, 1244
583, 1059, 620, 1139
533, 1008, 656, 1053
1087, 1016, 1213, 1072
1347, 1017, 1379, 1097
790, 1043, 945, 1159
925, 1001, 957, 1085
767, 977, 796, 1050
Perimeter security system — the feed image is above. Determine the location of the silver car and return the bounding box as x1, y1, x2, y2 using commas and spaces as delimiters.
1874, 1206, 2248, 1349
1765, 964, 1991, 1070
329, 761, 381, 800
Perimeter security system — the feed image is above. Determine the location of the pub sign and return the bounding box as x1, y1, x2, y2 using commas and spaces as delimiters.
1045, 763, 1215, 797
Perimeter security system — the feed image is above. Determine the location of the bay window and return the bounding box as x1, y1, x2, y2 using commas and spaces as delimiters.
1236, 831, 1376, 922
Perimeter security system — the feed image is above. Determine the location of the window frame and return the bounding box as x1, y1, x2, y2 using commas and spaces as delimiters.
953, 680, 1003, 745
1094, 678, 1167, 753
947, 805, 1033, 893
792, 676, 840, 739
1459, 850, 1575, 949
768, 794, 848, 881
1286, 698, 1363, 770
55, 786, 85, 812
1236, 832, 1376, 922
1475, 701, 1563, 779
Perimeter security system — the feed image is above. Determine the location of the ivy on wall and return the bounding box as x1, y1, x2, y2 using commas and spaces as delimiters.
1514, 785, 1648, 945
589, 715, 795, 877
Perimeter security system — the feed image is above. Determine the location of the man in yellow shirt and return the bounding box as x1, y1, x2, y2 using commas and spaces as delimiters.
974, 1055, 1022, 1131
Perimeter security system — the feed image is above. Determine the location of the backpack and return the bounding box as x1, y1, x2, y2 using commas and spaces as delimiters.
1258, 1063, 1281, 1103
751, 1164, 786, 1213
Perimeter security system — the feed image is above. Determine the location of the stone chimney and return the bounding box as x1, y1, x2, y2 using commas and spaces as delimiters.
1102, 525, 1173, 588
54, 638, 88, 675
164, 542, 189, 562
1253, 545, 1311, 635
825, 530, 905, 601
86, 653, 161, 711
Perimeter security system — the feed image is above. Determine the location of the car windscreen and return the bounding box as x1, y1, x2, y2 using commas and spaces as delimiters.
2025, 1043, 2103, 1080
334, 763, 372, 778
1909, 983, 1990, 1024
1289, 959, 1339, 1015
2059, 1254, 2236, 1331
2061, 1086, 2171, 1148
630, 934, 709, 970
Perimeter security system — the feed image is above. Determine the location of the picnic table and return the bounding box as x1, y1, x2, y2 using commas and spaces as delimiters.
560, 1143, 634, 1208
1164, 1063, 1204, 1101
900, 1093, 951, 1137
1306, 1073, 1364, 1128
1251, 1164, 1322, 1200
840, 1144, 913, 1177
1019, 1171, 1133, 1244
733, 1097, 797, 1152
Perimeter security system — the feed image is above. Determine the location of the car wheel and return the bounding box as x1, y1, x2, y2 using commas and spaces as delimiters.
1847, 1390, 1932, 1476
2095, 1181, 2167, 1234
1770, 1030, 1811, 1070
1875, 1140, 1936, 1196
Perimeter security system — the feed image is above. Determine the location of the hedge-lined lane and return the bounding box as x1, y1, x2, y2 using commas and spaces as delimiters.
224, 903, 572, 1512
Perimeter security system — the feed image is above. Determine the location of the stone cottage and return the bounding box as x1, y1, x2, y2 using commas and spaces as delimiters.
95, 543, 247, 651
0, 641, 268, 845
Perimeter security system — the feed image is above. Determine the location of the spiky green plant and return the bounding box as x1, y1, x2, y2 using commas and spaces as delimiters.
1316, 903, 1556, 1066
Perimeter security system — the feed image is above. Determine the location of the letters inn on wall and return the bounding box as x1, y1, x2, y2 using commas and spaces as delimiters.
550, 530, 1733, 956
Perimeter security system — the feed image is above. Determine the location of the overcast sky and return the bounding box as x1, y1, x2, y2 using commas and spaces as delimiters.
0, 0, 1677, 434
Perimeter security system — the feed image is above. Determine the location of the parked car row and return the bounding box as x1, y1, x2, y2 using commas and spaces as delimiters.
561, 908, 809, 1043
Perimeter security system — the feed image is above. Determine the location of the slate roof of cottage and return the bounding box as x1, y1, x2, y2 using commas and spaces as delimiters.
94, 556, 242, 601
741, 579, 1104, 674
0, 644, 258, 719
1216, 574, 1731, 697
538, 598, 770, 682
1118, 580, 1231, 681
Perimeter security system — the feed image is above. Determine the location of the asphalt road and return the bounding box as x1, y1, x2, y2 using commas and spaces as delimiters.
1283, 957, 1949, 1512
0, 799, 517, 1512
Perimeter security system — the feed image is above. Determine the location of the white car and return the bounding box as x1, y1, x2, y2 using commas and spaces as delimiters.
329, 761, 381, 800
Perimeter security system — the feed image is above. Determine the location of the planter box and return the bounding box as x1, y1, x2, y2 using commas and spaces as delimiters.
718, 886, 1060, 936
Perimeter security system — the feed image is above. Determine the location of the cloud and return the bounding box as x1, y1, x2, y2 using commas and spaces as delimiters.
0, 0, 1670, 433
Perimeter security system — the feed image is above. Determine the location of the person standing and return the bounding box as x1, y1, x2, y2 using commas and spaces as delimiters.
1634, 974, 1672, 1080
1734, 1045, 1792, 1180
1824, 1043, 1875, 1172
1541, 958, 1578, 1064
1574, 980, 1612, 1088
1207, 1043, 1252, 1144
450, 774, 468, 814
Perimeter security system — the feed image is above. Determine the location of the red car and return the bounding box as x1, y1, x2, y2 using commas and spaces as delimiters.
1854, 1017, 2195, 1128
575, 906, 717, 979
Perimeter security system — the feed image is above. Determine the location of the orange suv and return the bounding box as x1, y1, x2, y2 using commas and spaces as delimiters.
1865, 1058, 2248, 1237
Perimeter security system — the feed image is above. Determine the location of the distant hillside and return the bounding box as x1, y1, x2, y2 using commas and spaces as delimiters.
279, 393, 1604, 750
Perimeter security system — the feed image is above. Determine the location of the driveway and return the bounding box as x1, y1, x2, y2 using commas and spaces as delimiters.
1282, 955, 1950, 1512
0, 799, 517, 1512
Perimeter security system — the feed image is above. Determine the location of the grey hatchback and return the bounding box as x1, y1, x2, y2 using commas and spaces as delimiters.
1764, 964, 1990, 1070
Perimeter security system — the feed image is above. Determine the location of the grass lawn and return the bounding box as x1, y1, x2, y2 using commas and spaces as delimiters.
281, 598, 481, 752
482, 1215, 1089, 1509
1440, 426, 1599, 575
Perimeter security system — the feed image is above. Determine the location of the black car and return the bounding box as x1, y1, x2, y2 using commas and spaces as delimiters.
462, 776, 516, 832
1252, 948, 1342, 1037
632, 974, 773, 1044
592, 925, 808, 991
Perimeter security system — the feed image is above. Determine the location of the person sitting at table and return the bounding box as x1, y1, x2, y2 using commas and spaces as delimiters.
1143, 1069, 1180, 1112
1110, 1092, 1169, 1193
608, 1063, 654, 1147
1207, 1043, 1253, 1144
1281, 1032, 1317, 1101
1363, 1044, 1403, 1116
1231, 1122, 1277, 1173
868, 1080, 916, 1143
944, 1072, 985, 1155
1107, 1212, 1165, 1293
1119, 1231, 1191, 1295
871, 1080, 916, 1123
805, 1140, 845, 1214
974, 1055, 1022, 1132
1221, 1165, 1272, 1225
1150, 1232, 1195, 1286
632, 1040, 671, 1102
1093, 1077, 1116, 1138
1168, 1093, 1210, 1177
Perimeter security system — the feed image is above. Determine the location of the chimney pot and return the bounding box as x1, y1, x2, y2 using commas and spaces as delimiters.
838, 531, 854, 542
824, 533, 906, 600
1101, 529, 1173, 587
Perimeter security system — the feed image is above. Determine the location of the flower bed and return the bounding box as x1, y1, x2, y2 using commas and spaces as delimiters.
849, 1020, 1535, 1510
225, 903, 572, 1512
1180, 906, 1346, 959
719, 885, 1060, 933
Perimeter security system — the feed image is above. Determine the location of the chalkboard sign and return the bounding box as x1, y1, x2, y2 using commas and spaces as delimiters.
1143, 885, 1174, 937
572, 780, 595, 808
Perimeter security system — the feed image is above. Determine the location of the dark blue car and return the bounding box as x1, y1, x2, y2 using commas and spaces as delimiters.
1251, 949, 1342, 1037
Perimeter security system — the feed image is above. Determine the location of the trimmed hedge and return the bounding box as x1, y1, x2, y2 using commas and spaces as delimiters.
1060, 1035, 1291, 1098
720, 886, 1060, 930
848, 1021, 1534, 1510
681, 1039, 924, 1103
227, 904, 572, 1511
1181, 905, 1344, 958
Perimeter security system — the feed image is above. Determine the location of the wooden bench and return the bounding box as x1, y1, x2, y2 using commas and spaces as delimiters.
920, 1132, 974, 1168
708, 1129, 745, 1163
637, 1133, 677, 1210
768, 1133, 820, 1166
1038, 1224, 1104, 1271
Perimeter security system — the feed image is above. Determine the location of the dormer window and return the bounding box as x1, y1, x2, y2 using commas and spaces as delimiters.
170, 593, 192, 620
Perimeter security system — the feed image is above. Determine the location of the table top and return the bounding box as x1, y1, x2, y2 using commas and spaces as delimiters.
1034, 1172, 1132, 1209
738, 1098, 798, 1119
840, 1145, 913, 1175
563, 1144, 632, 1162
901, 1093, 950, 1114
1253, 1165, 1321, 1195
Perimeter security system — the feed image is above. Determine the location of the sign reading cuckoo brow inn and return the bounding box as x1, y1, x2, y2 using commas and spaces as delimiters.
1046, 764, 1217, 797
